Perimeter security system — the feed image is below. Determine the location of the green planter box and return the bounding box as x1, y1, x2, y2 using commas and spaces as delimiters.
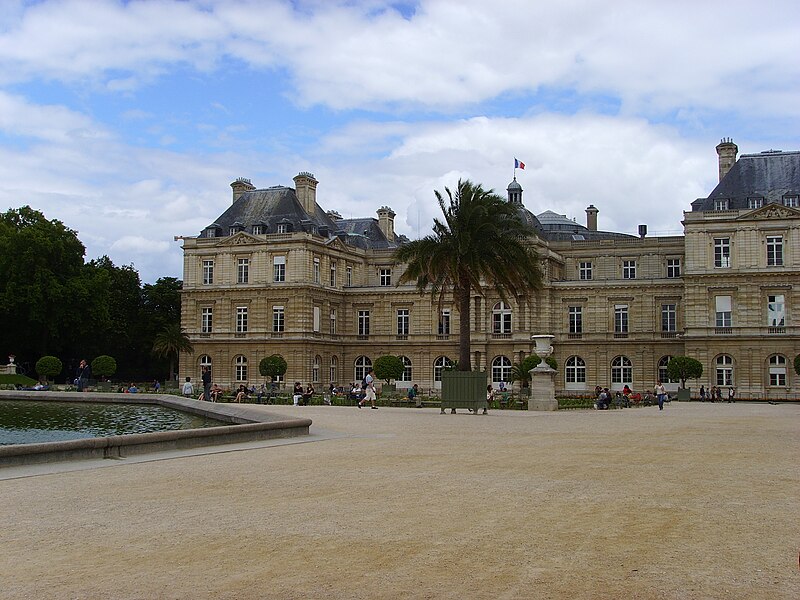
440, 371, 487, 414
677, 387, 691, 402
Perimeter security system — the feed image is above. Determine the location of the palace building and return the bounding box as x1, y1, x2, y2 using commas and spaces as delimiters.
179, 141, 800, 399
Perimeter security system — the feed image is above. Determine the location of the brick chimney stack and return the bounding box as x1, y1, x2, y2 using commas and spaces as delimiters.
377, 206, 396, 242
585, 205, 598, 231
293, 172, 318, 216
716, 138, 738, 182
230, 177, 255, 203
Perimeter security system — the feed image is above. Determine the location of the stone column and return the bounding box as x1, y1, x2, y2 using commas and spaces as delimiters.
529, 335, 558, 411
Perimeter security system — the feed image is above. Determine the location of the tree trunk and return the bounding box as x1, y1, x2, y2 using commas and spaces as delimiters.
458, 287, 472, 371
168, 357, 175, 382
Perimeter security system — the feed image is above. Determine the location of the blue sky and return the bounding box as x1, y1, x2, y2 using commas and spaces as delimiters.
1, 0, 799, 282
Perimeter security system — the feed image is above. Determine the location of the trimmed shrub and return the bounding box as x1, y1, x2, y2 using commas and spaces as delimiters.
35, 356, 63, 382
91, 355, 117, 378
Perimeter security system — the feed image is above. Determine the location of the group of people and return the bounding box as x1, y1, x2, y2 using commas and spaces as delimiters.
593, 382, 670, 410
292, 382, 316, 406
699, 385, 735, 403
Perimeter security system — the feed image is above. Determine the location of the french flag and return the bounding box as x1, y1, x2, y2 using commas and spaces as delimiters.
514, 158, 525, 170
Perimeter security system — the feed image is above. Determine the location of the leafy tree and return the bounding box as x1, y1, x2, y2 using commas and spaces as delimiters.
259, 354, 287, 383
91, 355, 117, 379
666, 356, 704, 389
395, 180, 542, 371
373, 355, 405, 385
35, 356, 63, 383
141, 277, 182, 335
511, 355, 558, 387
795, 354, 800, 376
152, 324, 193, 383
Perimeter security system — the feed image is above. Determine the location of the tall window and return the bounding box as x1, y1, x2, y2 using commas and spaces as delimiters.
715, 355, 733, 386
358, 310, 370, 336
714, 238, 730, 268
783, 195, 799, 208
579, 261, 593, 280
492, 302, 512, 334
330, 308, 337, 334
234, 355, 248, 381
346, 266, 352, 286
434, 356, 453, 382
611, 356, 632, 385
399, 356, 412, 382
201, 307, 213, 333
569, 306, 583, 334
766, 236, 783, 266
614, 305, 628, 333
330, 262, 337, 287
354, 356, 372, 382
236, 306, 248, 333
273, 255, 286, 282
666, 258, 681, 278
768, 355, 786, 386
767, 294, 785, 327
622, 260, 636, 279
397, 309, 409, 336
492, 356, 512, 383
438, 309, 451, 335
312, 355, 321, 383
747, 197, 763, 209
237, 258, 249, 284
379, 268, 391, 286
272, 306, 285, 332
661, 304, 676, 332
252, 225, 264, 235
658, 356, 678, 384
276, 223, 288, 234
313, 306, 321, 332
714, 199, 729, 210
715, 296, 732, 327
565, 356, 586, 384
330, 356, 338, 383
199, 355, 212, 378
313, 258, 320, 284
202, 260, 214, 285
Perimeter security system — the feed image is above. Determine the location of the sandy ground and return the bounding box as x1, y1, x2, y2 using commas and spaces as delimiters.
0, 402, 798, 600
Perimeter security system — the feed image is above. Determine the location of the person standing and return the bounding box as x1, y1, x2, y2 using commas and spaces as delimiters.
654, 381, 667, 411
75, 359, 91, 392
358, 368, 378, 409
699, 385, 706, 402
201, 367, 212, 405
182, 377, 194, 398
727, 387, 736, 403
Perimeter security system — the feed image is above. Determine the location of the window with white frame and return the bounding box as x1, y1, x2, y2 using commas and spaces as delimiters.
569, 306, 583, 334
565, 356, 586, 384
614, 305, 628, 333
312, 355, 321, 383
276, 223, 288, 234
252, 224, 264, 235
234, 355, 248, 381
579, 261, 593, 280
622, 260, 636, 279
346, 266, 352, 286
714, 238, 730, 268
236, 258, 249, 284
783, 195, 799, 208
766, 236, 783, 266
313, 306, 320, 332
330, 262, 336, 287
434, 356, 453, 382
747, 197, 763, 209
715, 355, 733, 386
330, 356, 338, 383
769, 355, 787, 386
313, 258, 320, 284
492, 356, 512, 383
397, 309, 409, 336
767, 294, 785, 326
439, 309, 451, 335
714, 199, 729, 210
492, 302, 512, 334
666, 258, 681, 278
715, 296, 732, 327
354, 356, 372, 382
611, 356, 632, 384
661, 304, 676, 332
379, 268, 391, 286
330, 308, 337, 334
273, 255, 286, 282
236, 306, 248, 333
202, 260, 214, 285
399, 356, 412, 382
272, 306, 285, 332
201, 307, 213, 333
658, 356, 678, 383
199, 355, 212, 378
358, 310, 370, 336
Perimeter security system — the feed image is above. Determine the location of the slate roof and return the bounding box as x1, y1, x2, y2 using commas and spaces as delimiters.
692, 150, 800, 211
534, 210, 636, 241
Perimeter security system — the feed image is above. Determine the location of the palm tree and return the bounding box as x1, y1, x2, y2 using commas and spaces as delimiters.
395, 179, 542, 371
152, 323, 193, 382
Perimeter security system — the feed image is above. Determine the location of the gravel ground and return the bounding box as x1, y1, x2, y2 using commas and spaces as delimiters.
1, 402, 798, 599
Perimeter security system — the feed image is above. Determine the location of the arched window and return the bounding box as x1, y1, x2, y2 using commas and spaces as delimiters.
611, 356, 632, 385
234, 355, 248, 382
312, 355, 321, 383
565, 356, 586, 384
354, 356, 372, 382
398, 356, 412, 382
715, 355, 733, 386
199, 355, 212, 378
433, 356, 453, 382
768, 355, 786, 386
330, 356, 338, 384
658, 356, 678, 384
492, 302, 512, 334
491, 356, 512, 383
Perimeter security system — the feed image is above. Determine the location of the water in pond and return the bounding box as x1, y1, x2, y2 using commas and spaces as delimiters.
0, 400, 228, 446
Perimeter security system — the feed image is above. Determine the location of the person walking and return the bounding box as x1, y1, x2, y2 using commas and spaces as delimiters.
201, 367, 212, 406
358, 368, 378, 409
654, 381, 667, 411
727, 387, 736, 403
75, 359, 91, 392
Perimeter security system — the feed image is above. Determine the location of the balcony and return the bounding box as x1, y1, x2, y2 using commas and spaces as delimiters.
396, 335, 408, 341
660, 332, 679, 339
270, 332, 284, 339
491, 333, 512, 340
567, 333, 583, 340
436, 334, 450, 341
357, 335, 369, 341
613, 333, 628, 339
714, 327, 732, 335
768, 327, 786, 334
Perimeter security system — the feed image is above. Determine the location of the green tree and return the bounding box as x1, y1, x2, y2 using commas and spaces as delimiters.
511, 355, 558, 387
152, 324, 193, 383
794, 354, 800, 376
35, 355, 63, 383
666, 356, 704, 389
395, 180, 542, 371
373, 355, 405, 385
259, 354, 288, 383
91, 355, 118, 379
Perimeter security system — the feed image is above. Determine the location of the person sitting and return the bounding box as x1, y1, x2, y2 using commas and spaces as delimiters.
22, 382, 49, 391
234, 384, 249, 403
127, 383, 139, 393
301, 384, 315, 406
595, 388, 611, 410
293, 382, 304, 406
210, 383, 222, 402
349, 383, 363, 402
629, 392, 642, 405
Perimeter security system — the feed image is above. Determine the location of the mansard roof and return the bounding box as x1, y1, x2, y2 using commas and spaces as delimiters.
535, 210, 636, 241
335, 218, 406, 250
692, 150, 800, 211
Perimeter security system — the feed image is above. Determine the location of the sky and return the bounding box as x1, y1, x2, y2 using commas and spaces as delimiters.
1, 0, 799, 283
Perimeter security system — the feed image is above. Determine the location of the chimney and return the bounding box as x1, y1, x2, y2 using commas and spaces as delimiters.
230, 177, 255, 203
638, 224, 647, 239
715, 138, 738, 182
293, 172, 318, 216
377, 206, 396, 242
585, 205, 598, 231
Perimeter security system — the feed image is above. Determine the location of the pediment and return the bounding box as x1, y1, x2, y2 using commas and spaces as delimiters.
214, 232, 261, 247
737, 204, 800, 221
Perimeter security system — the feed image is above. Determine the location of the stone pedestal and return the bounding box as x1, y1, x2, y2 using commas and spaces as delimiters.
529, 364, 558, 411
1, 363, 16, 375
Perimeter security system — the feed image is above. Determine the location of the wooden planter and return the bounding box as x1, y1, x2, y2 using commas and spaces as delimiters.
440, 371, 488, 414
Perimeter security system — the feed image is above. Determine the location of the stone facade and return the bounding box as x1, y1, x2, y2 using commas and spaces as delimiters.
180, 143, 800, 399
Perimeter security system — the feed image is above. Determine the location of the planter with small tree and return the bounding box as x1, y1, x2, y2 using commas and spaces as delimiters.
666, 356, 704, 401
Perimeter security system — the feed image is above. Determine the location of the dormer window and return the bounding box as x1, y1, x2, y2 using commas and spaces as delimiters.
783, 195, 799, 208
229, 227, 237, 236
277, 223, 288, 234
747, 197, 763, 209
252, 225, 264, 235
714, 199, 729, 211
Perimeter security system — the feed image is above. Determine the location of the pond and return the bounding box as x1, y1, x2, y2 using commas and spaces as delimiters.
0, 400, 227, 446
